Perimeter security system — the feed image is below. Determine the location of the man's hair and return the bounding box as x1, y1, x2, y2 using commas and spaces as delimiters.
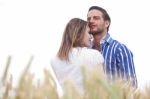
88, 6, 111, 31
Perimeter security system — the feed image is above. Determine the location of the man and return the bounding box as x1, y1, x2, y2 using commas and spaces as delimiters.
87, 6, 137, 87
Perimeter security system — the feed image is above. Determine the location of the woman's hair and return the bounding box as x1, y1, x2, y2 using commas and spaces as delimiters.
57, 18, 87, 61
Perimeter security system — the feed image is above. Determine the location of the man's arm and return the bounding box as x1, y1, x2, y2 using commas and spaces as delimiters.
116, 44, 137, 87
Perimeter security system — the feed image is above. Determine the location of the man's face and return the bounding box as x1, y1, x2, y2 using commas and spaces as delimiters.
87, 9, 108, 35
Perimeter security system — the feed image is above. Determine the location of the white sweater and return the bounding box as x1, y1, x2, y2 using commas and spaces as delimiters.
51, 47, 104, 94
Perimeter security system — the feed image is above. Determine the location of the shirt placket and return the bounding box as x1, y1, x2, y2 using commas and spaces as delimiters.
100, 43, 104, 53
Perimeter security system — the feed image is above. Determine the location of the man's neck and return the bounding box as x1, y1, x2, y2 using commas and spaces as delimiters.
93, 32, 107, 50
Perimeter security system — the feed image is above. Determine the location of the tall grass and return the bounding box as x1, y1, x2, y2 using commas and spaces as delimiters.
0, 56, 150, 99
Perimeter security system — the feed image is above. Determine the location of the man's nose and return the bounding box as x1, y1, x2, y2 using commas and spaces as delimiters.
89, 18, 94, 23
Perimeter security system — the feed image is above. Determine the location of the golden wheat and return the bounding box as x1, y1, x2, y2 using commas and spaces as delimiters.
0, 56, 150, 99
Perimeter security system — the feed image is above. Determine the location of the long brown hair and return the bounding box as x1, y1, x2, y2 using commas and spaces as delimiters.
57, 18, 87, 61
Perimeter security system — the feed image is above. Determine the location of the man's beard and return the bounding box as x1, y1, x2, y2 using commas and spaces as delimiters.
89, 29, 103, 36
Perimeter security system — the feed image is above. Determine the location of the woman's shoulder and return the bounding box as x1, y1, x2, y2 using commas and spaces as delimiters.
72, 47, 104, 68
79, 47, 101, 55
51, 56, 66, 69
73, 47, 104, 62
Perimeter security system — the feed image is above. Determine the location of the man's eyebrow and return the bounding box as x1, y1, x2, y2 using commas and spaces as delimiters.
93, 16, 100, 17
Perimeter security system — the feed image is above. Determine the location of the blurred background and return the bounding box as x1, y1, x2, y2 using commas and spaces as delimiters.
0, 0, 150, 89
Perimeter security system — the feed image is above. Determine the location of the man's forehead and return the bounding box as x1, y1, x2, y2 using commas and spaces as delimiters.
88, 10, 103, 17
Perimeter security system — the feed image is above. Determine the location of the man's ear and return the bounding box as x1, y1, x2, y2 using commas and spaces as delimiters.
105, 20, 110, 27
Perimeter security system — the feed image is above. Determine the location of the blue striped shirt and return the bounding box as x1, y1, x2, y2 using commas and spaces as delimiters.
98, 33, 137, 87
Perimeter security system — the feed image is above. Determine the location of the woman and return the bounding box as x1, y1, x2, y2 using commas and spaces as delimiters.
51, 18, 104, 95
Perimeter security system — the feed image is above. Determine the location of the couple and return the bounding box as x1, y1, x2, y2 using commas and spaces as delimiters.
51, 6, 137, 94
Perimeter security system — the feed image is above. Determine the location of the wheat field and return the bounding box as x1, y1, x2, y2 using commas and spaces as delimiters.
0, 56, 150, 99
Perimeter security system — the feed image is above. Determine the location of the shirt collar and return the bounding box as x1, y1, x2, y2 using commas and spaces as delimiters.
100, 33, 113, 45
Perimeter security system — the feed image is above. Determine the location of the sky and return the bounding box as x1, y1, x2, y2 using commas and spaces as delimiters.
0, 0, 150, 89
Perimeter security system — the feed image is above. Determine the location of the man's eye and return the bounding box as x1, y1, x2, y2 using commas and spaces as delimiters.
94, 17, 100, 20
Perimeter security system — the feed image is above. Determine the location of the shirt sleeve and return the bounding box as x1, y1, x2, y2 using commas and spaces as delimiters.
116, 44, 137, 87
